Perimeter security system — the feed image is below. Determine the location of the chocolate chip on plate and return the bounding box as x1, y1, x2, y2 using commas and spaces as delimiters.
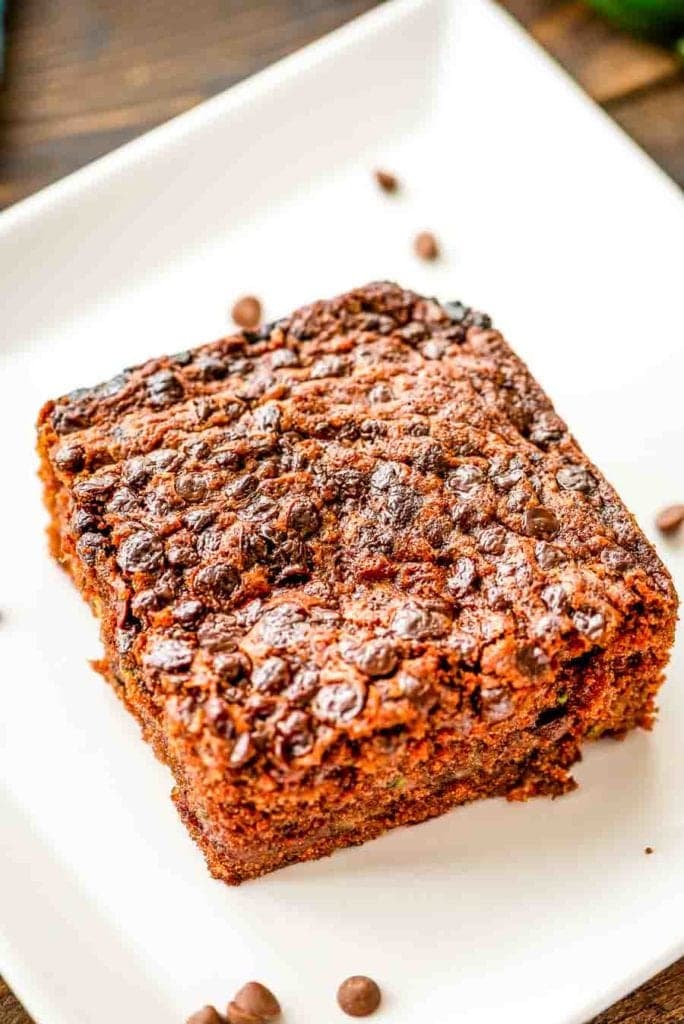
374, 168, 399, 193
413, 230, 439, 261
186, 1006, 224, 1024
227, 981, 281, 1023
232, 296, 262, 330
655, 503, 684, 534
337, 975, 382, 1017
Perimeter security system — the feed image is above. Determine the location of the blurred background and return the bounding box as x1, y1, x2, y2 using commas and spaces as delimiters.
0, 0, 682, 211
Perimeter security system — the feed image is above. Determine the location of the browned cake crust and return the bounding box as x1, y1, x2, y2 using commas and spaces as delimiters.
37, 282, 678, 884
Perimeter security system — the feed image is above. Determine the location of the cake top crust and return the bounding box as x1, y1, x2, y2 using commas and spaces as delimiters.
39, 282, 676, 775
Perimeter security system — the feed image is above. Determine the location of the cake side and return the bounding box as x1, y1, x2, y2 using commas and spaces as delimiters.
37, 282, 678, 883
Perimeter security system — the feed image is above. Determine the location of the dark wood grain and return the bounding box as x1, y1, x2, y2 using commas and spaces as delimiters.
0, 0, 682, 1020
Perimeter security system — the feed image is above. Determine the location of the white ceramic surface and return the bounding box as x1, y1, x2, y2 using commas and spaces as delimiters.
1, 1, 683, 1022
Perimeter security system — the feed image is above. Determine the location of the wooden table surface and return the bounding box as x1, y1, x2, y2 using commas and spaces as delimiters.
0, 1, 682, 1021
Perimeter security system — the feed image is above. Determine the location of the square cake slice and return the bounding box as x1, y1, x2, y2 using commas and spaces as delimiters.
37, 282, 677, 884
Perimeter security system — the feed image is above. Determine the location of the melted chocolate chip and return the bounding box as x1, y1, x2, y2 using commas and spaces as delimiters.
446, 556, 477, 598
146, 369, 184, 408
524, 506, 560, 539
556, 465, 596, 493
252, 656, 290, 693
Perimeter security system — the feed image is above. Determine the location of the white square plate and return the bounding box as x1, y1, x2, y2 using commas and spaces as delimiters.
1, 1, 683, 1022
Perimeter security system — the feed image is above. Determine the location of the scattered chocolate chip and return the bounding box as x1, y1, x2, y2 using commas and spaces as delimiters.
374, 168, 399, 193
337, 976, 382, 1018
117, 531, 164, 575
313, 680, 366, 724
145, 638, 194, 673
655, 503, 684, 534
414, 230, 439, 261
122, 456, 150, 490
232, 295, 262, 330
351, 639, 398, 677
524, 506, 560, 539
187, 1007, 224, 1024
230, 982, 280, 1023
556, 465, 596, 493
644, 846, 654, 855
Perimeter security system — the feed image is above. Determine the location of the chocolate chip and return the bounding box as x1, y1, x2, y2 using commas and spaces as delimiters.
337, 976, 382, 1017
186, 1007, 224, 1024
524, 506, 560, 539
535, 542, 564, 570
601, 546, 632, 571
227, 474, 258, 503
480, 686, 513, 722
443, 300, 469, 323
53, 443, 85, 473
254, 402, 281, 433
145, 638, 194, 673
194, 562, 240, 605
214, 651, 251, 683
414, 231, 439, 261
573, 609, 605, 639
117, 531, 164, 574
175, 472, 210, 502
229, 732, 255, 768
232, 295, 262, 330
72, 474, 117, 507
146, 369, 184, 408
655, 503, 684, 534
529, 414, 564, 447
313, 680, 365, 724
252, 656, 290, 693
556, 465, 596, 493
351, 639, 398, 677
256, 602, 309, 647
229, 982, 281, 1023
276, 711, 314, 758
368, 383, 393, 404
516, 643, 549, 678
391, 604, 448, 640
173, 600, 205, 627
76, 531, 105, 566
226, 1003, 262, 1024
122, 456, 150, 490
446, 556, 477, 598
541, 583, 567, 613
385, 484, 422, 526
447, 464, 484, 494
374, 168, 399, 192
478, 525, 507, 555
197, 613, 238, 651
287, 498, 320, 537
310, 354, 347, 379
72, 509, 98, 534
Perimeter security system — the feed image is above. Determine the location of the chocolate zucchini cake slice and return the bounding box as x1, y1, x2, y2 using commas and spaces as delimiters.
37, 282, 677, 884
